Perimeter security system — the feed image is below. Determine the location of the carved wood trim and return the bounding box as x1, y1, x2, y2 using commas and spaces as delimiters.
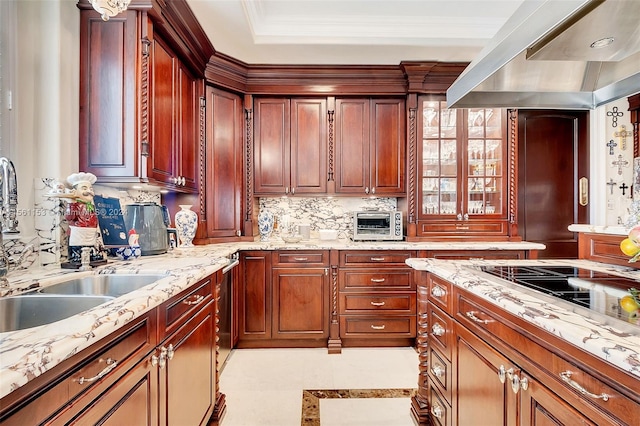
245, 107, 254, 222
198, 95, 206, 219
411, 274, 431, 425
508, 109, 518, 225
628, 93, 640, 158
140, 37, 151, 157
408, 107, 417, 224
327, 109, 335, 181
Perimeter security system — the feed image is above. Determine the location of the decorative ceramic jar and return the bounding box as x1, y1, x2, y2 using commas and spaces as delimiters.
175, 205, 198, 247
258, 210, 274, 241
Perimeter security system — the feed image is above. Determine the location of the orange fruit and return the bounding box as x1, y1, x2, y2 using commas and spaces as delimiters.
620, 295, 640, 313
620, 238, 640, 256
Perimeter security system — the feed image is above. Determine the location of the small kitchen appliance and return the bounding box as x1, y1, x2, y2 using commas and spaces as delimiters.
352, 210, 403, 241
124, 203, 170, 255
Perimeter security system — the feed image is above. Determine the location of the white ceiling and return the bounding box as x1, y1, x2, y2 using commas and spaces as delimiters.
185, 0, 526, 65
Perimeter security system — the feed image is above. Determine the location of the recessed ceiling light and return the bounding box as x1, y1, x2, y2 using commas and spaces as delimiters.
590, 37, 614, 49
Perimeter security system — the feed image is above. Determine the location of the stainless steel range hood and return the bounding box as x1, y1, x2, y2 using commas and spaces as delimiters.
447, 0, 640, 109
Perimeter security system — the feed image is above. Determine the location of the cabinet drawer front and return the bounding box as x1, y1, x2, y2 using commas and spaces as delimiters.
162, 278, 212, 336
429, 384, 452, 426
419, 221, 506, 235
427, 275, 453, 314
427, 304, 453, 360
273, 250, 329, 266
428, 347, 452, 402
339, 316, 416, 337
340, 270, 414, 291
340, 293, 415, 313
428, 250, 525, 260
339, 251, 415, 267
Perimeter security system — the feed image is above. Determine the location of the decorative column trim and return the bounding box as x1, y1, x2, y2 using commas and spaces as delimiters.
408, 107, 417, 223
140, 37, 151, 157
245, 107, 253, 221
198, 95, 206, 218
327, 109, 335, 181
508, 109, 518, 224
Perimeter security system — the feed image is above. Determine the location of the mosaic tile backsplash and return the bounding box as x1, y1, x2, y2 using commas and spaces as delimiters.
259, 196, 397, 238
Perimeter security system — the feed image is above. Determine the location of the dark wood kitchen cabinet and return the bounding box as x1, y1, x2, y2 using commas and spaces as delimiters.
147, 36, 201, 192
253, 98, 328, 196
78, 4, 211, 193
409, 98, 517, 240
335, 250, 416, 350
237, 250, 330, 347
334, 98, 406, 196
196, 86, 245, 241
411, 272, 640, 426
0, 274, 224, 426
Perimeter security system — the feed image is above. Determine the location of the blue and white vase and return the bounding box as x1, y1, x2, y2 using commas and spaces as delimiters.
175, 205, 198, 247
258, 210, 274, 241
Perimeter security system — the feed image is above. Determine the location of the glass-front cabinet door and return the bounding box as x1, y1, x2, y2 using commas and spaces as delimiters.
417, 98, 510, 238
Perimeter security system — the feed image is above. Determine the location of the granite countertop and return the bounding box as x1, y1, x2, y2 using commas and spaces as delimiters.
406, 257, 640, 379
0, 239, 544, 400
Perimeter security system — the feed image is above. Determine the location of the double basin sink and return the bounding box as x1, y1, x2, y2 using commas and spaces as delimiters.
0, 274, 167, 333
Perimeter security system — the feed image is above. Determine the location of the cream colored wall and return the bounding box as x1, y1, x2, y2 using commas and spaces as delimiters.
14, 0, 79, 236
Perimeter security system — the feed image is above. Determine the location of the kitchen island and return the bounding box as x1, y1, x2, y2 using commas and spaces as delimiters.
0, 239, 542, 424
407, 257, 640, 425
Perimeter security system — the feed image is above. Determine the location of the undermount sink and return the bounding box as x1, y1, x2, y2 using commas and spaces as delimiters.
37, 274, 168, 298
0, 294, 115, 333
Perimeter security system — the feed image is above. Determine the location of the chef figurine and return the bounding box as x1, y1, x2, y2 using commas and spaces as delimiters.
49, 172, 105, 266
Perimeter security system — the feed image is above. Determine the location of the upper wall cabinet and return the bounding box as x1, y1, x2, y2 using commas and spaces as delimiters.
253, 98, 328, 196
409, 98, 517, 240
334, 98, 406, 196
78, 5, 212, 193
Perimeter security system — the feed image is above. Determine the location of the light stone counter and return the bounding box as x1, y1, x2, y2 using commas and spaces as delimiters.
406, 257, 640, 379
568, 223, 629, 235
0, 239, 543, 400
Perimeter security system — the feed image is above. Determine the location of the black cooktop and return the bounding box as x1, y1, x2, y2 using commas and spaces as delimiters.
478, 265, 639, 329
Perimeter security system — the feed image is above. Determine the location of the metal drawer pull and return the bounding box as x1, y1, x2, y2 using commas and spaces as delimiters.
370, 324, 386, 330
370, 278, 386, 283
370, 301, 386, 306
183, 294, 204, 305
431, 285, 446, 298
77, 358, 118, 384
559, 371, 609, 401
466, 311, 492, 324
293, 257, 309, 261
431, 364, 445, 378
431, 323, 445, 336
165, 344, 175, 361
431, 403, 444, 419
498, 365, 508, 383
370, 257, 385, 261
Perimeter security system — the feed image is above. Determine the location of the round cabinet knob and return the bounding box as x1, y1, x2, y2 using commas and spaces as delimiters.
431, 364, 445, 378
431, 323, 445, 337
431, 403, 444, 419
431, 285, 446, 298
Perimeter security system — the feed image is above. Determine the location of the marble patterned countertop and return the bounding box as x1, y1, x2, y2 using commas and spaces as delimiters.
0, 239, 544, 400
406, 257, 640, 380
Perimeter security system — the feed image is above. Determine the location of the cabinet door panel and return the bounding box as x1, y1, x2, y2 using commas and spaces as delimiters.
177, 63, 199, 189
205, 87, 243, 237
371, 99, 405, 194
254, 98, 290, 194
161, 303, 215, 426
335, 98, 370, 193
149, 37, 176, 183
455, 323, 517, 426
291, 98, 327, 193
272, 267, 329, 339
238, 252, 272, 340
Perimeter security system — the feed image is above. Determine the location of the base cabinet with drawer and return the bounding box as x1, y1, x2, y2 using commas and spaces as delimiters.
237, 250, 330, 348
411, 272, 640, 426
0, 273, 225, 426
334, 250, 417, 351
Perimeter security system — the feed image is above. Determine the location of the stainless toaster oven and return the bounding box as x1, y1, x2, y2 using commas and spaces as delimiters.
352, 210, 403, 241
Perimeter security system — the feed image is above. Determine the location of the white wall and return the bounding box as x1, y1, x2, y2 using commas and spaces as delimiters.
12, 0, 79, 236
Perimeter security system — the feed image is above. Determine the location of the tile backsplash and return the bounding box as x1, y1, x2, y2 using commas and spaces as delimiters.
259, 196, 397, 238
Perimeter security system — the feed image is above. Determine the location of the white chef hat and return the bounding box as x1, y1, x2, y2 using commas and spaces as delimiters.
67, 172, 97, 188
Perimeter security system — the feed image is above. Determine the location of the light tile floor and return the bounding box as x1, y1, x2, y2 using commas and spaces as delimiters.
219, 347, 418, 426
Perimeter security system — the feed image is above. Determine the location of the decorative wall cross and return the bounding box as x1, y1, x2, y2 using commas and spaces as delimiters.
607, 178, 617, 194
607, 106, 624, 127
612, 155, 629, 175
619, 182, 629, 196
614, 125, 631, 150
606, 139, 617, 154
